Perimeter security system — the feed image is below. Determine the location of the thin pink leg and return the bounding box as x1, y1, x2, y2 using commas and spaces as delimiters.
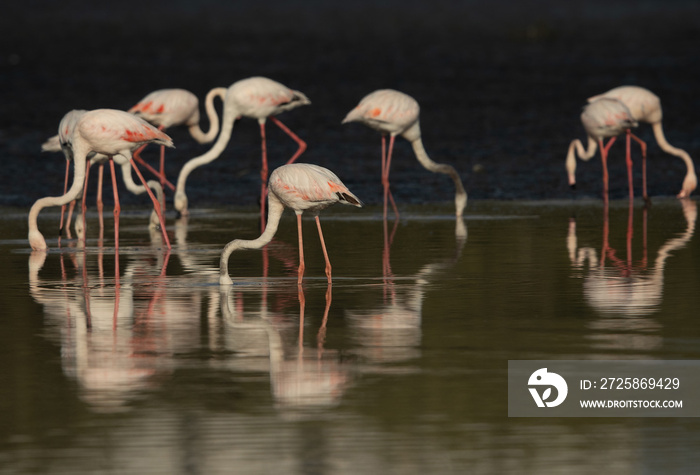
65, 200, 76, 239
132, 143, 176, 191
297, 214, 305, 285
129, 158, 171, 249
59, 158, 70, 236
81, 161, 91, 242
109, 160, 121, 250
383, 135, 400, 219
270, 116, 307, 164
97, 163, 105, 243
315, 216, 332, 283
260, 121, 268, 230
600, 137, 616, 203
625, 130, 634, 201
629, 132, 648, 201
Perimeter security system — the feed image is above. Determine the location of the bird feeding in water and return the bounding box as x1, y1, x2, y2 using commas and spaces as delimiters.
129, 88, 222, 191
586, 85, 697, 199
342, 89, 467, 219
219, 163, 362, 286
565, 97, 641, 201
29, 109, 174, 251
174, 77, 310, 220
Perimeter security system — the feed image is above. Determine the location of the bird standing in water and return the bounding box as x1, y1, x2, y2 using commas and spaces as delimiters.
219, 163, 362, 286
129, 88, 222, 191
342, 89, 467, 219
587, 85, 697, 199
175, 77, 310, 221
565, 97, 639, 202
29, 109, 174, 251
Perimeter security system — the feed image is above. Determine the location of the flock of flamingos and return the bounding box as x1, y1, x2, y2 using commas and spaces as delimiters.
27, 77, 697, 285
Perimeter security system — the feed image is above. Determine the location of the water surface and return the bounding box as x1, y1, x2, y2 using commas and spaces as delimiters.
1, 199, 700, 474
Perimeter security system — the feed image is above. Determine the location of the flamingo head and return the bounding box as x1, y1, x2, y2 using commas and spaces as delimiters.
29, 229, 48, 251
678, 172, 697, 199
174, 191, 189, 217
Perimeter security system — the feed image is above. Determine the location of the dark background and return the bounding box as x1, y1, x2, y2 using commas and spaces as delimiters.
2, 0, 700, 208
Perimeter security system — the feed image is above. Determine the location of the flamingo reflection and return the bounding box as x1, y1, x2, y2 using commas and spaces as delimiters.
220, 284, 350, 408
347, 216, 467, 365
568, 199, 696, 351
28, 245, 171, 411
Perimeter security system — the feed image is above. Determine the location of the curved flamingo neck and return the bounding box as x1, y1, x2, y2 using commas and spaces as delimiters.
188, 87, 226, 144
651, 122, 697, 196
28, 147, 88, 250
220, 194, 285, 284
405, 122, 467, 216
175, 96, 240, 212
566, 136, 598, 185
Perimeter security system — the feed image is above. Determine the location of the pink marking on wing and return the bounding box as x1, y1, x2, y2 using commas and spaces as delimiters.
370, 107, 382, 118
156, 104, 165, 113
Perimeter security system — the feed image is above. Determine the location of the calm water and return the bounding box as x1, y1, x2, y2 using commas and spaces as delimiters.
2, 198, 700, 474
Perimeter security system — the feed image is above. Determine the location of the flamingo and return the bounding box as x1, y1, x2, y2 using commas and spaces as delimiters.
565, 97, 640, 201
29, 109, 174, 251
342, 89, 467, 218
174, 76, 310, 220
219, 163, 362, 286
587, 85, 697, 199
128, 88, 222, 191
42, 110, 165, 240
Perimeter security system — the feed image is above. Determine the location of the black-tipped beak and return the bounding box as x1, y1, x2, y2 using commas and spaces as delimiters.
570, 184, 576, 191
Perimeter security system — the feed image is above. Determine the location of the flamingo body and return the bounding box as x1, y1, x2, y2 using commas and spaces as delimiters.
565, 98, 639, 194
342, 89, 467, 217
587, 85, 697, 198
129, 88, 201, 129
175, 76, 310, 216
219, 163, 362, 285
342, 89, 420, 137
29, 109, 173, 251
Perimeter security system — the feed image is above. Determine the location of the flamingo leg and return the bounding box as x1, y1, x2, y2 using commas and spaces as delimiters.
80, 161, 91, 242
129, 158, 171, 249
315, 215, 332, 283
97, 163, 105, 243
109, 160, 121, 250
600, 137, 616, 203
296, 213, 305, 285
383, 134, 400, 220
270, 116, 307, 164
625, 197, 634, 276
158, 125, 167, 194
132, 143, 176, 191
58, 158, 70, 237
65, 200, 76, 239
629, 132, 648, 201
625, 130, 634, 202
260, 121, 268, 230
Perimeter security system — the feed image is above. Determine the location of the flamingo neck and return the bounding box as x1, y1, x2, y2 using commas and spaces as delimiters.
651, 122, 697, 196
28, 149, 88, 250
406, 124, 467, 216
188, 87, 226, 144
566, 136, 598, 186
220, 194, 285, 284
175, 95, 239, 212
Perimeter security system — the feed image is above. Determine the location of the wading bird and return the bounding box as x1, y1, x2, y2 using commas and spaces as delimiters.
565, 97, 640, 201
42, 110, 164, 239
587, 85, 697, 198
342, 89, 467, 218
175, 77, 310, 219
129, 88, 222, 191
29, 109, 173, 251
219, 163, 362, 286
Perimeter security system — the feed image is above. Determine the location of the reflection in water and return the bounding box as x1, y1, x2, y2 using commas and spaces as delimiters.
29, 246, 171, 411
347, 215, 467, 365
568, 199, 696, 352
221, 284, 350, 409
